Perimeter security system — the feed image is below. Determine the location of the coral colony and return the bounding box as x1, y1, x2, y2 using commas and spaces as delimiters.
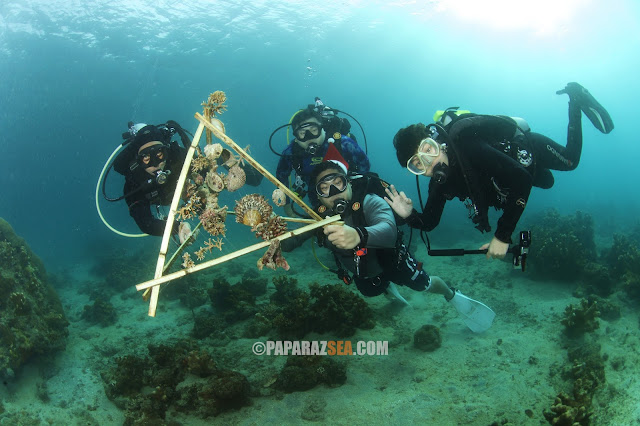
177, 91, 289, 271
234, 194, 289, 271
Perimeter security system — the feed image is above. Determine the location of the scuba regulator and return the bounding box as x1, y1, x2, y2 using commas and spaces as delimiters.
432, 162, 449, 184
333, 199, 350, 215
154, 170, 171, 185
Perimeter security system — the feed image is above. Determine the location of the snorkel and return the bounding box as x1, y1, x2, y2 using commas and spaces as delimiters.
427, 124, 450, 185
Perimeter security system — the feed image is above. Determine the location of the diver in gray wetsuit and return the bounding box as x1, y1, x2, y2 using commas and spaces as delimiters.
282, 145, 496, 332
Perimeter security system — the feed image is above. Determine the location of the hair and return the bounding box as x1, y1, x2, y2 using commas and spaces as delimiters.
310, 161, 346, 188
291, 107, 323, 131
392, 123, 430, 167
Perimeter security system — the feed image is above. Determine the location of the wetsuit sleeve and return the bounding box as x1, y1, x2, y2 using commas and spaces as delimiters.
340, 137, 370, 174
275, 155, 292, 187
361, 194, 397, 248
276, 145, 295, 204
280, 228, 317, 252
404, 181, 446, 232
243, 164, 264, 186
124, 178, 178, 236
127, 200, 175, 236
450, 116, 532, 243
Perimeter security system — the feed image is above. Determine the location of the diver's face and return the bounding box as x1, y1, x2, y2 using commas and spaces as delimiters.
316, 169, 352, 209
294, 118, 325, 149
407, 138, 448, 177
138, 141, 167, 176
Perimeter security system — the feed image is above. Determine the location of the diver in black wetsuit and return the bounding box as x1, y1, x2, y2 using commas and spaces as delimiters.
113, 122, 193, 241
281, 145, 496, 332
386, 82, 614, 260
112, 121, 263, 241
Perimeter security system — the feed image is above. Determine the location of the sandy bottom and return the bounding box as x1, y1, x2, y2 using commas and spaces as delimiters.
1, 239, 639, 426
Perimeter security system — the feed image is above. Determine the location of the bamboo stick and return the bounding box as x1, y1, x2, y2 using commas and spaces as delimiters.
148, 121, 206, 317
136, 214, 340, 292
195, 112, 321, 221
141, 221, 204, 301
226, 210, 342, 226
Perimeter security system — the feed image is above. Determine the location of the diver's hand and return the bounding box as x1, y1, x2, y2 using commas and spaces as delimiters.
480, 237, 509, 260
384, 185, 413, 219
178, 221, 195, 245
324, 225, 360, 250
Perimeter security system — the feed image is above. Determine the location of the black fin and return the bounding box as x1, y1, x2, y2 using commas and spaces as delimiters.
557, 82, 614, 134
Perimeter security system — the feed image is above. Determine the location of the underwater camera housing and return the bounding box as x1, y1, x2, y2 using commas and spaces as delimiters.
512, 230, 531, 272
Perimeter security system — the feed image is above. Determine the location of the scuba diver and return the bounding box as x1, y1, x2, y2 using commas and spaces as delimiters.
101, 120, 263, 241
110, 121, 193, 242
281, 144, 496, 333
385, 82, 614, 260
271, 97, 370, 217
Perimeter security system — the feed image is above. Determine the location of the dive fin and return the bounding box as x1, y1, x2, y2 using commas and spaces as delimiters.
449, 291, 495, 333
556, 82, 614, 134
387, 282, 410, 306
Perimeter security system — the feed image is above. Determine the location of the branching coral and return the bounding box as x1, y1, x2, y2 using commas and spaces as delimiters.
526, 209, 597, 280
199, 207, 227, 237
544, 392, 590, 425
204, 238, 224, 252
101, 341, 251, 422
254, 216, 288, 241
561, 298, 600, 337
202, 91, 228, 145
202, 91, 227, 117
604, 234, 640, 299
544, 343, 605, 425
191, 156, 213, 174
182, 253, 195, 269
177, 194, 203, 221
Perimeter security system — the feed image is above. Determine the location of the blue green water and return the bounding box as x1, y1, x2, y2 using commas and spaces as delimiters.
2, 3, 640, 424
0, 1, 638, 270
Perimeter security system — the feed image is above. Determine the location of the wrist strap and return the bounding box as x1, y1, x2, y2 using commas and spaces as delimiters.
355, 226, 368, 247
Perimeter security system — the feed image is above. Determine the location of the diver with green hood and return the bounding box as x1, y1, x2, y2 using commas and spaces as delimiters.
386, 82, 614, 260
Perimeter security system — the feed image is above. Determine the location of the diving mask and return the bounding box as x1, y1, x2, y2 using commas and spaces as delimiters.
406, 138, 440, 175
294, 122, 322, 142
316, 173, 348, 198
137, 144, 168, 168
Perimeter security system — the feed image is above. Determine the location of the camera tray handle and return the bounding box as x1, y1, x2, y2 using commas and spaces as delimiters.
427, 230, 531, 272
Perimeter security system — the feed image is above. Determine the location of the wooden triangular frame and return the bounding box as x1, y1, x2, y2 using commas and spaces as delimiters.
135, 103, 340, 317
